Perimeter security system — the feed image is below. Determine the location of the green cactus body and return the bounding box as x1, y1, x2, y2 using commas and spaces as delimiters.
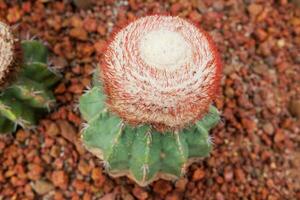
79, 80, 220, 186
0, 40, 60, 134
79, 15, 222, 186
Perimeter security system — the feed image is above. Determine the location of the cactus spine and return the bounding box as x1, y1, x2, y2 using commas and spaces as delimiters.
79, 15, 222, 186
0, 21, 60, 134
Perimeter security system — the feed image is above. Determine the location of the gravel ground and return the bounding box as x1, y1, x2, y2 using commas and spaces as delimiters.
0, 0, 299, 199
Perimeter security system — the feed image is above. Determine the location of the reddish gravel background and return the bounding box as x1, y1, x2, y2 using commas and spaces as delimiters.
0, 0, 300, 199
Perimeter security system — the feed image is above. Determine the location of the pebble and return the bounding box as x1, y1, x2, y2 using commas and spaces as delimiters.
94, 40, 107, 55
262, 123, 274, 135
289, 100, 300, 118
175, 178, 188, 192
165, 191, 182, 200
45, 121, 60, 137
192, 168, 205, 181
132, 186, 148, 200
248, 3, 263, 17
69, 28, 88, 41
234, 168, 246, 183
153, 180, 172, 196
73, 0, 94, 9
224, 168, 233, 182
31, 180, 54, 195
57, 120, 77, 144
78, 159, 91, 176
274, 129, 285, 143
51, 170, 69, 189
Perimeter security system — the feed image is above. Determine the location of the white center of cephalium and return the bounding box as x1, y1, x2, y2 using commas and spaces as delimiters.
139, 29, 191, 70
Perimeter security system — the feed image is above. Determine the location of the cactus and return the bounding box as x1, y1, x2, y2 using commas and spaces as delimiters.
79, 15, 222, 186
0, 21, 60, 134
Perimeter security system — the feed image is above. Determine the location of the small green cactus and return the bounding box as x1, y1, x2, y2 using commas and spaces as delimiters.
79, 15, 222, 186
0, 22, 60, 134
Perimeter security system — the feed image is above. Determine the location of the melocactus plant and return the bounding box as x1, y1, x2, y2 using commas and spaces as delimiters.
0, 21, 60, 134
80, 15, 222, 186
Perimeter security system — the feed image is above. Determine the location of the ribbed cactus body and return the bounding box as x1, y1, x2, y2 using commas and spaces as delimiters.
0, 40, 60, 134
80, 81, 220, 186
79, 15, 222, 186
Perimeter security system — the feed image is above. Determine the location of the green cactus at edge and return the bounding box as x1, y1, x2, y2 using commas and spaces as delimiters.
0, 22, 60, 134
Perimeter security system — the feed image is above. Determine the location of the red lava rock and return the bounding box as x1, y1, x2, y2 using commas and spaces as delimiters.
55, 83, 66, 94
216, 192, 225, 200
241, 118, 257, 134
78, 159, 92, 176
247, 3, 263, 18
91, 167, 106, 186
129, 0, 138, 10
50, 56, 68, 69
234, 168, 246, 183
16, 130, 29, 142
165, 191, 182, 200
289, 99, 300, 118
263, 122, 274, 135
57, 120, 77, 143
7, 7, 22, 23
72, 65, 81, 74
83, 192, 92, 200
72, 179, 85, 191
27, 163, 44, 181
74, 0, 94, 9
100, 192, 116, 200
69, 28, 88, 41
68, 112, 82, 126
274, 129, 285, 143
54, 191, 64, 200
10, 176, 26, 187
47, 15, 62, 31
216, 176, 224, 184
153, 180, 173, 196
97, 24, 107, 36
50, 146, 60, 158
94, 40, 107, 55
31, 180, 54, 195
70, 16, 83, 28
192, 168, 205, 181
74, 140, 86, 155
22, 2, 31, 13
188, 10, 202, 23
68, 83, 84, 94
51, 170, 69, 189
171, 3, 183, 15
84, 17, 97, 32
0, 140, 6, 151
44, 137, 55, 148
175, 178, 188, 192
224, 167, 233, 182
255, 28, 268, 42
79, 43, 95, 57
45, 121, 60, 137
267, 179, 274, 188
132, 186, 148, 200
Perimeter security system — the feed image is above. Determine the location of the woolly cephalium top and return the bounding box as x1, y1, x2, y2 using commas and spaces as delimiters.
101, 15, 221, 132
